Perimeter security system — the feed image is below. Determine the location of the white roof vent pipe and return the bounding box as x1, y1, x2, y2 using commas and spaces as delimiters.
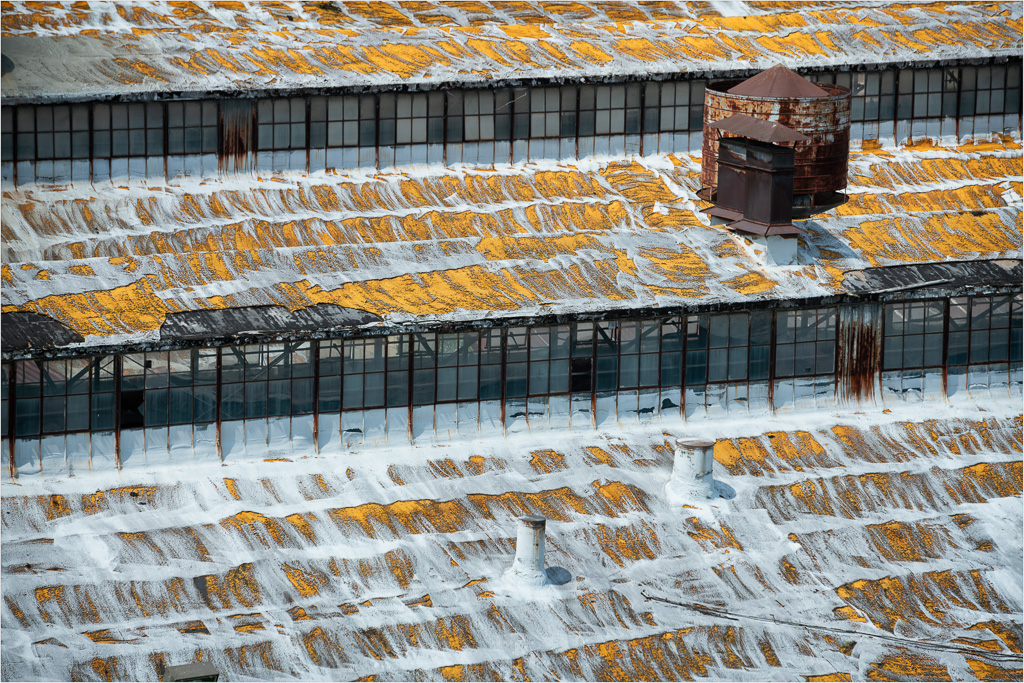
666, 438, 718, 504
507, 515, 548, 586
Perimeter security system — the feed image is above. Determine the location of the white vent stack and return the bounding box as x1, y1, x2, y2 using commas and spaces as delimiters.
508, 515, 548, 586
666, 438, 717, 503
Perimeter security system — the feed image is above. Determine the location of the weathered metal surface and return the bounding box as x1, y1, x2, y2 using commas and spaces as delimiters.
1, 3, 1019, 102
702, 79, 851, 213
709, 114, 809, 143
220, 99, 255, 174
842, 260, 1023, 295
0, 311, 84, 350
716, 137, 802, 236
727, 65, 830, 98
835, 302, 881, 403
2, 138, 1020, 358
159, 304, 382, 342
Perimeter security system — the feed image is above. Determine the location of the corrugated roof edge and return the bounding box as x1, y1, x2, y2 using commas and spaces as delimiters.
3, 262, 1020, 361
2, 50, 1020, 105
0, 311, 85, 351
842, 259, 1023, 295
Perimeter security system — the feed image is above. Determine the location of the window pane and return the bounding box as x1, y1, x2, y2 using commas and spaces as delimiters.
268, 379, 290, 416
244, 383, 267, 418
707, 348, 727, 383
319, 375, 341, 413
67, 394, 89, 431
221, 383, 245, 421
794, 342, 815, 375
436, 367, 457, 402
383, 372, 406, 408
169, 387, 192, 424
749, 345, 770, 380
727, 347, 746, 381
413, 369, 434, 404
344, 373, 363, 408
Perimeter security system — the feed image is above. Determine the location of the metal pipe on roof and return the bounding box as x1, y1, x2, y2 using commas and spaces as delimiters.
667, 439, 717, 502
509, 515, 547, 586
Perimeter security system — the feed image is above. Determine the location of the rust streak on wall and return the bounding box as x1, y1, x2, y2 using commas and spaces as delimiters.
221, 99, 255, 174
836, 311, 880, 403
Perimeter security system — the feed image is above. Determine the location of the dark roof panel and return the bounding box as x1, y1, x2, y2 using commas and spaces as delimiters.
710, 114, 810, 143
842, 260, 1023, 294
728, 64, 830, 98
159, 304, 382, 342
1, 312, 85, 351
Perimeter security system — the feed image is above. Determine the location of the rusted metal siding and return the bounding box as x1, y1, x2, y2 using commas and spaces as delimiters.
220, 99, 255, 174
702, 81, 851, 212
835, 302, 881, 403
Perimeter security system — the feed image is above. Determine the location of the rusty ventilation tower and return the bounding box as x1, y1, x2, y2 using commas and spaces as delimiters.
700, 65, 851, 236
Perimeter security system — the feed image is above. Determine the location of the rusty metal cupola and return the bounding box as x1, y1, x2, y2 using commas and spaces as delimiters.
700, 65, 852, 225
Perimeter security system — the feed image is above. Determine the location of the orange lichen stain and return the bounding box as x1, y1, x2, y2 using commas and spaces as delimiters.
866, 648, 951, 681
952, 637, 1007, 653
281, 563, 329, 598
112, 57, 169, 83
529, 449, 567, 474
404, 594, 432, 608
221, 511, 287, 547
39, 494, 71, 521
864, 520, 947, 563
328, 482, 645, 540
584, 446, 616, 467
386, 549, 415, 589
714, 436, 770, 476
177, 620, 210, 635
590, 521, 661, 567
805, 674, 852, 682
835, 568, 1014, 633
31, 637, 66, 648
86, 656, 123, 682
34, 270, 50, 280
302, 625, 347, 667
67, 264, 95, 276
35, 586, 66, 624
431, 614, 477, 652
117, 531, 167, 563
844, 211, 1018, 267
428, 458, 464, 479
5, 597, 31, 628
223, 478, 241, 500
966, 658, 1024, 681
591, 480, 650, 513
569, 39, 613, 64
194, 563, 260, 611
284, 513, 317, 543
230, 615, 266, 635
722, 270, 778, 295
9, 278, 168, 337
969, 622, 1023, 653
768, 431, 829, 469
287, 606, 310, 621
685, 517, 743, 552
833, 606, 867, 622
83, 629, 137, 643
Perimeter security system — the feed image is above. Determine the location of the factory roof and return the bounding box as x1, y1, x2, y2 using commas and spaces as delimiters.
2, 135, 1021, 354
0, 1, 1021, 102
1, 399, 1021, 680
